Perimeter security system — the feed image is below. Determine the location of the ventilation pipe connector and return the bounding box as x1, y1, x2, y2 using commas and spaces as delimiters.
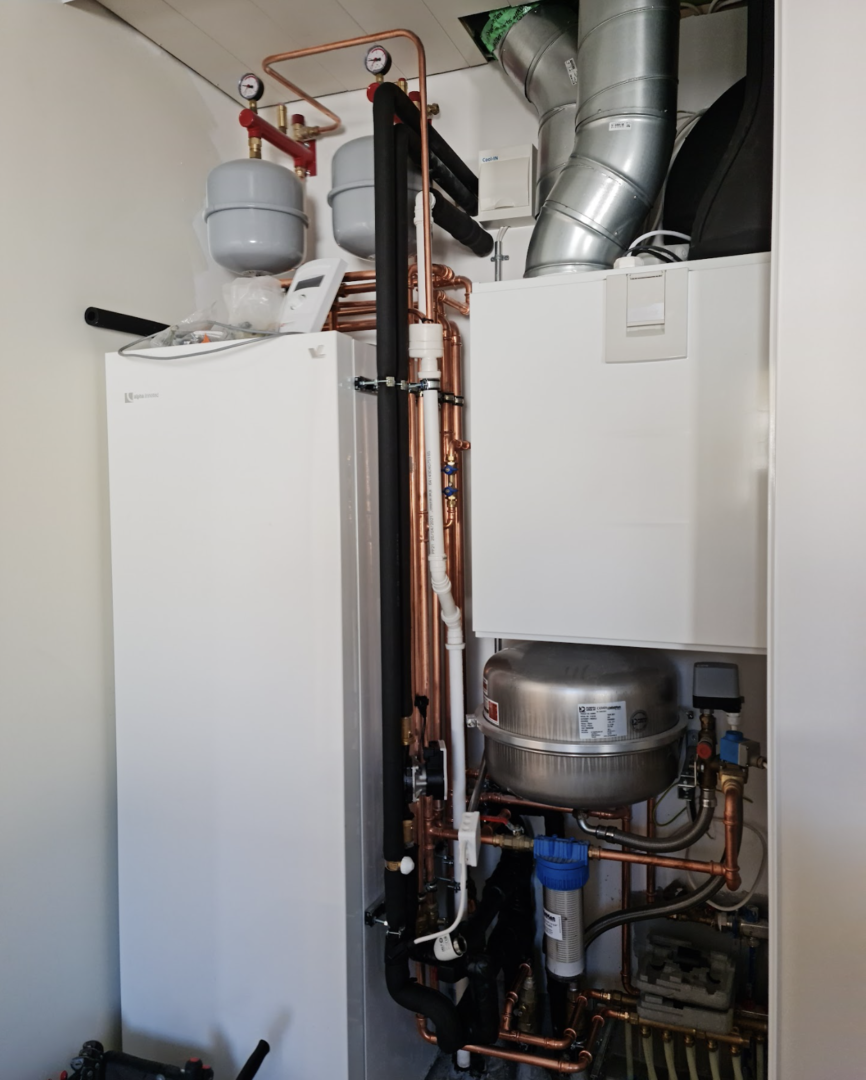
494, 4, 580, 209
525, 0, 680, 277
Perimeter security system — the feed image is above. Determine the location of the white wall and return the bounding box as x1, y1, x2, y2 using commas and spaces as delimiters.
770, 1, 866, 1075
0, 4, 238, 1076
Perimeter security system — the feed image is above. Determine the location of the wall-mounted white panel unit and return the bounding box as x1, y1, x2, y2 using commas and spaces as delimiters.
106, 333, 432, 1080
469, 253, 770, 653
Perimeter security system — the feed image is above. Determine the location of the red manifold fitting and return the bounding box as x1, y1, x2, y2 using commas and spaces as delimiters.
238, 109, 317, 175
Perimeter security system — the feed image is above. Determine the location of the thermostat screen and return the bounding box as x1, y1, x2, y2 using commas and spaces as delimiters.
295, 275, 325, 290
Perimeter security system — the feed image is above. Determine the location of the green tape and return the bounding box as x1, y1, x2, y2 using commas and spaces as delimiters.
480, 4, 541, 55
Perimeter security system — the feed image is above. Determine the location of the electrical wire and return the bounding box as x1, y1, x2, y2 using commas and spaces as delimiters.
627, 245, 683, 264
414, 838, 468, 946
685, 819, 767, 912
118, 322, 298, 361
627, 229, 691, 252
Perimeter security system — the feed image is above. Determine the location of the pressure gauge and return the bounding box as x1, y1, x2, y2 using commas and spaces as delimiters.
238, 73, 265, 102
364, 45, 392, 77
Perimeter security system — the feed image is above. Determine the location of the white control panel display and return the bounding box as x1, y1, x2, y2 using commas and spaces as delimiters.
279, 258, 347, 336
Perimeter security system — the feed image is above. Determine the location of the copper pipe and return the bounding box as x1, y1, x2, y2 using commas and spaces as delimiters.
502, 963, 531, 1032
589, 847, 726, 877
619, 808, 639, 997
431, 824, 534, 852
722, 781, 743, 890
263, 32, 432, 308
334, 319, 377, 332
279, 269, 376, 288
646, 798, 657, 902
601, 1009, 751, 1048
500, 996, 587, 1051
475, 792, 574, 815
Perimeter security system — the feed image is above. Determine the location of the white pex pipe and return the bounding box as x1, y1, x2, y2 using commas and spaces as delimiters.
685, 1041, 700, 1080
663, 1036, 680, 1080
643, 1030, 660, 1080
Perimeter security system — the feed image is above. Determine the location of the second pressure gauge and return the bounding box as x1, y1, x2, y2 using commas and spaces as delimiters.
238, 73, 265, 102
364, 45, 392, 77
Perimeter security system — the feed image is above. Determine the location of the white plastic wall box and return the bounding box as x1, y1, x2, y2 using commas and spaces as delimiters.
477, 143, 537, 227
106, 333, 432, 1080
469, 253, 770, 653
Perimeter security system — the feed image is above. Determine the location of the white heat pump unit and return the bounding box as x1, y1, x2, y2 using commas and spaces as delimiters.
105, 333, 433, 1080
469, 252, 770, 653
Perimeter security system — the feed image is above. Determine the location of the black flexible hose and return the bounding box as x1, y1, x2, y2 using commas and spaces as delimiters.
584, 871, 726, 949
576, 800, 715, 854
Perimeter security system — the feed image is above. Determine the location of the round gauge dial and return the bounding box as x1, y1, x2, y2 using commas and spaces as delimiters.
238, 73, 265, 102
364, 45, 392, 77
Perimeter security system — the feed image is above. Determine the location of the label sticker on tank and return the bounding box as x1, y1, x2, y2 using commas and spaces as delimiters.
565, 57, 578, 85
578, 701, 627, 740
543, 908, 564, 941
609, 120, 632, 131
484, 695, 500, 725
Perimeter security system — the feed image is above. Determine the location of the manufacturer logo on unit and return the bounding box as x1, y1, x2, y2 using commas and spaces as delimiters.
124, 392, 159, 403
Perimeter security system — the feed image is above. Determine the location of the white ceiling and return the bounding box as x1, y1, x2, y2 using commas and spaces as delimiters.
100, 0, 496, 108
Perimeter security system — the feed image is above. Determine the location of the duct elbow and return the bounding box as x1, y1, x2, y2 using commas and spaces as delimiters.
525, 0, 680, 278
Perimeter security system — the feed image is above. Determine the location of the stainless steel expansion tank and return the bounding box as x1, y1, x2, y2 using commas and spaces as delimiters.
480, 643, 684, 809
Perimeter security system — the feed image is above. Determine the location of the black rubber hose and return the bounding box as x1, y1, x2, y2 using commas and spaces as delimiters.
431, 196, 494, 257
584, 867, 726, 949
235, 1040, 270, 1080
386, 956, 465, 1055
576, 800, 715, 854
387, 85, 479, 203
405, 126, 478, 216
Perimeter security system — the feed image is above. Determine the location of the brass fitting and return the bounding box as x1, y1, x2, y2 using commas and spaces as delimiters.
426, 103, 440, 117
248, 136, 262, 159
662, 1030, 674, 1044
401, 716, 412, 746
293, 121, 320, 142
277, 103, 288, 134
403, 818, 416, 846
397, 78, 408, 92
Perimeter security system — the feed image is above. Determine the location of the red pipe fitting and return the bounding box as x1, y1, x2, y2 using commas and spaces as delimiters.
238, 109, 317, 175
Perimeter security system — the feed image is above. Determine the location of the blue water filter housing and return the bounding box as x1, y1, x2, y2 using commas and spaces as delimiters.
535, 837, 590, 981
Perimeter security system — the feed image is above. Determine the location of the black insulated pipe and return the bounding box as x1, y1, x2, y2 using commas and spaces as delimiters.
84, 307, 168, 337
394, 123, 414, 721
373, 81, 466, 1050
404, 126, 478, 216
431, 196, 494, 257
386, 85, 479, 205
